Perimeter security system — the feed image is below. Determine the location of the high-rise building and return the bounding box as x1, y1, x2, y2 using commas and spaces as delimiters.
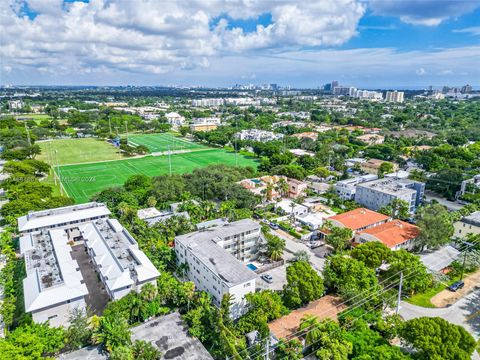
385, 90, 404, 103
461, 84, 472, 94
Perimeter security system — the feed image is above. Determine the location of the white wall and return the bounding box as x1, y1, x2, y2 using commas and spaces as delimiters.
32, 297, 86, 327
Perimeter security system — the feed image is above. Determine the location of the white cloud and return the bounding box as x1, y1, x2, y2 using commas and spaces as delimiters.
454, 26, 480, 36
369, 0, 480, 26
0, 0, 365, 78
416, 67, 426, 75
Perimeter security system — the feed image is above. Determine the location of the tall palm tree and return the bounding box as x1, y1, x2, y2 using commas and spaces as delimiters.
266, 234, 285, 261
299, 314, 321, 346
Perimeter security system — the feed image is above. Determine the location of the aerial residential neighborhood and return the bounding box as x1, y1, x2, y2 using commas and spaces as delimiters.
0, 1, 479, 360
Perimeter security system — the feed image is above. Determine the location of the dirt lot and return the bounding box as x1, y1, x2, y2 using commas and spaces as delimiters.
268, 295, 345, 339
431, 269, 480, 307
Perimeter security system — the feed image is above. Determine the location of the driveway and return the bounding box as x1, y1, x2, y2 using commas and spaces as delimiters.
424, 191, 464, 211
270, 229, 326, 272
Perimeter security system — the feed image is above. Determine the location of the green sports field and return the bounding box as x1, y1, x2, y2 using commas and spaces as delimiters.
56, 149, 258, 203
37, 138, 123, 165
127, 133, 207, 153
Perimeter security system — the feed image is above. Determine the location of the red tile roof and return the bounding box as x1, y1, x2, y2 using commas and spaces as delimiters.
328, 208, 390, 231
358, 220, 420, 248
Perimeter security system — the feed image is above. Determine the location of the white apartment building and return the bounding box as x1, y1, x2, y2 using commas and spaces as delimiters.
175, 219, 261, 319
81, 219, 160, 299
8, 99, 24, 110
335, 174, 378, 200
18, 202, 111, 233
235, 129, 284, 142
192, 117, 221, 126
385, 91, 405, 103
454, 211, 480, 238
353, 89, 383, 101
20, 229, 88, 327
165, 112, 186, 127
191, 98, 225, 107
18, 203, 160, 327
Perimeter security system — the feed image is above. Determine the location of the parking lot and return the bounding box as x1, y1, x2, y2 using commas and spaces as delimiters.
257, 263, 288, 291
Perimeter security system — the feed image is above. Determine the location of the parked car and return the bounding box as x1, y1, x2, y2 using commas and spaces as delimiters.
448, 280, 465, 292
269, 222, 279, 230
261, 274, 273, 284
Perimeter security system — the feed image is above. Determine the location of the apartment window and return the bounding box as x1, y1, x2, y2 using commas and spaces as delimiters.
244, 282, 250, 288
48, 315, 58, 320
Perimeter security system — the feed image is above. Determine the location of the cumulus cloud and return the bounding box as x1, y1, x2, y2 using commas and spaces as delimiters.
0, 0, 365, 78
369, 0, 480, 26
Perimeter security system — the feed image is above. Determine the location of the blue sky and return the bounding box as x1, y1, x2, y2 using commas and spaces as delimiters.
1, 0, 479, 88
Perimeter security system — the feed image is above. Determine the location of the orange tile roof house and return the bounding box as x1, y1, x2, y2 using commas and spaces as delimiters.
327, 208, 390, 232
356, 220, 420, 251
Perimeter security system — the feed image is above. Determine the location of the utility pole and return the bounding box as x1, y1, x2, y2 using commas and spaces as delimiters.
124, 120, 128, 144
265, 337, 270, 360
168, 145, 172, 176
55, 150, 63, 196
459, 241, 474, 280
396, 271, 403, 315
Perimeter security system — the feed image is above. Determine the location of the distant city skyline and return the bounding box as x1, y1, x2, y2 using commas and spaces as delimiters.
1, 0, 480, 87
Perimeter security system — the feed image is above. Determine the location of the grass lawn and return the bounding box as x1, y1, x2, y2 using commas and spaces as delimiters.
127, 133, 208, 153
15, 113, 52, 121
406, 283, 447, 308
37, 138, 124, 165
56, 149, 258, 203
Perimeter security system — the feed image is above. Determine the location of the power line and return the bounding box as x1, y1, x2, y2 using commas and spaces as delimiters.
227, 241, 478, 360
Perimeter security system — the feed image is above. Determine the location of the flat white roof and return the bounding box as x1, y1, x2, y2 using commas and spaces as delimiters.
18, 202, 111, 232
81, 219, 159, 292
21, 229, 88, 313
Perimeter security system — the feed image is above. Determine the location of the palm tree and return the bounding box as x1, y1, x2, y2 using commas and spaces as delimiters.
266, 234, 286, 261
129, 294, 142, 323
140, 283, 157, 302
298, 314, 321, 346
277, 178, 289, 198
93, 315, 131, 353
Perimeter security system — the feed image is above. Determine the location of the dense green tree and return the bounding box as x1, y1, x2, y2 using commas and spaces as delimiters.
399, 317, 476, 360
65, 308, 93, 350
379, 199, 410, 220
382, 250, 432, 294
351, 242, 391, 269
299, 316, 352, 360
415, 203, 454, 251
283, 261, 324, 308
93, 315, 131, 353
324, 222, 353, 253
323, 255, 381, 305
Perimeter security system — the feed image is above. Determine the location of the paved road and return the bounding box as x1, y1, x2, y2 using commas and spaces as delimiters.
424, 191, 464, 211
270, 229, 326, 272
400, 288, 480, 359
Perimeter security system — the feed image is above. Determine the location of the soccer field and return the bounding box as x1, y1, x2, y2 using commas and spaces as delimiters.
127, 133, 207, 153
57, 149, 258, 203
38, 138, 123, 165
